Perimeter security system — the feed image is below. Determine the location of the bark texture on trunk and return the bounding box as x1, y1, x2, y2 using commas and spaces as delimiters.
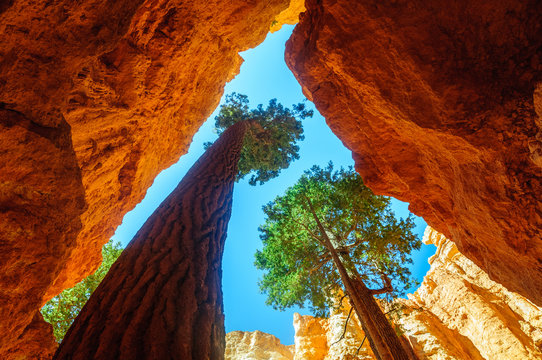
305, 196, 411, 360
351, 278, 413, 360
54, 121, 249, 360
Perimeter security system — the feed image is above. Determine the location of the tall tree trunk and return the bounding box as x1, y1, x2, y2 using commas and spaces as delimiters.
330, 247, 407, 360
54, 121, 249, 360
351, 277, 414, 360
354, 309, 383, 360
304, 197, 410, 360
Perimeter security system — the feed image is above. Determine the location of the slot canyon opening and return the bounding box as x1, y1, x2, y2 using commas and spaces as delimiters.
43, 25, 434, 349
2, 0, 541, 359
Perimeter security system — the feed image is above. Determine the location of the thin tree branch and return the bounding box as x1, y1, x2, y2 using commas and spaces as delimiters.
368, 273, 393, 295
344, 222, 357, 239
301, 195, 329, 241
290, 217, 327, 247
342, 235, 365, 250
355, 335, 367, 356
331, 306, 354, 346
308, 253, 332, 275
338, 293, 348, 307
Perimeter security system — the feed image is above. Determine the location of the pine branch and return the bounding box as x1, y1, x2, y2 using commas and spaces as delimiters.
368, 273, 393, 295
291, 217, 327, 247
331, 306, 354, 346
355, 335, 367, 356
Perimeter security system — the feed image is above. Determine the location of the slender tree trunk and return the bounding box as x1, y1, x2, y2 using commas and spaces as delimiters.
354, 309, 383, 360
54, 121, 249, 360
329, 246, 407, 360
351, 277, 413, 360
304, 197, 410, 360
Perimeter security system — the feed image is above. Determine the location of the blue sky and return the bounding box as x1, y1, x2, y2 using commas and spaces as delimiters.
112, 25, 435, 345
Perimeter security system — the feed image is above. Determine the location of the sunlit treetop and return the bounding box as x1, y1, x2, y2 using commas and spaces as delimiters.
206, 92, 313, 186
255, 163, 421, 317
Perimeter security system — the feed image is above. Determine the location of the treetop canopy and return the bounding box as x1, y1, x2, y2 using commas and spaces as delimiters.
255, 163, 421, 317
207, 92, 313, 186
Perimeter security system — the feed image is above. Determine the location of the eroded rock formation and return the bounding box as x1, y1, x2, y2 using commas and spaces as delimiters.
269, 0, 305, 33
286, 0, 542, 305
3, 312, 57, 360
54, 121, 248, 359
2, 0, 542, 357
228, 228, 542, 360
0, 108, 86, 357
0, 0, 289, 357
226, 331, 294, 360
293, 311, 374, 360
397, 228, 542, 360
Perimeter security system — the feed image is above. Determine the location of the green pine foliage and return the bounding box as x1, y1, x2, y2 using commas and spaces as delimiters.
41, 239, 123, 342
255, 163, 421, 317
206, 92, 313, 185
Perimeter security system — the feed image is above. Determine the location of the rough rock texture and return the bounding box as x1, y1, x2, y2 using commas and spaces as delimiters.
286, 0, 542, 305
0, 108, 86, 358
0, 0, 288, 357
3, 312, 57, 360
293, 311, 374, 360
293, 314, 329, 360
269, 0, 305, 33
277, 228, 542, 360
225, 330, 293, 360
54, 121, 248, 360
397, 228, 542, 360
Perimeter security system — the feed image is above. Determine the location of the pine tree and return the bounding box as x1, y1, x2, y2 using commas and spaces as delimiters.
55, 95, 311, 359
41, 240, 123, 342
255, 163, 421, 360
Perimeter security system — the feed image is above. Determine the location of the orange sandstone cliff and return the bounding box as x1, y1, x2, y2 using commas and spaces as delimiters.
0, 0, 290, 358
286, 0, 542, 306
397, 228, 542, 360
1, 0, 542, 358
226, 228, 542, 360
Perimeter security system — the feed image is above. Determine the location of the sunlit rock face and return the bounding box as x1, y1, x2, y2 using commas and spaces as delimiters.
225, 313, 374, 360
286, 228, 542, 360
398, 228, 542, 360
293, 311, 375, 360
0, 0, 289, 357
286, 0, 542, 306
226, 331, 294, 360
269, 0, 305, 33
293, 314, 328, 360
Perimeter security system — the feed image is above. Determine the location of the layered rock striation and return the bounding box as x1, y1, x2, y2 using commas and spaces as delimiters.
0, 0, 289, 357
286, 0, 542, 305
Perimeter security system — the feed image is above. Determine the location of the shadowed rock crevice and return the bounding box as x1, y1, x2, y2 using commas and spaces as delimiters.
0, 108, 85, 358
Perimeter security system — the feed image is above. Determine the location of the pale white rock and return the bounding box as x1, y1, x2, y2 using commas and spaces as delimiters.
228, 228, 542, 360
225, 330, 293, 360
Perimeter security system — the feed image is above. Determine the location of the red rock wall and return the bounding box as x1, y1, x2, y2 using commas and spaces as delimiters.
0, 108, 85, 357
286, 0, 542, 305
0, 0, 288, 357
2, 0, 542, 357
